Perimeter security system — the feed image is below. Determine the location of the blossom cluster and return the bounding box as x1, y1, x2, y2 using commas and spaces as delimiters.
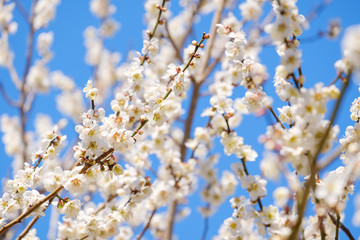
0, 0, 360, 239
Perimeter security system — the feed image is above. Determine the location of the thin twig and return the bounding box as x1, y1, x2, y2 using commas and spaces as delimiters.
202, 46, 225, 81
14, 0, 30, 22
319, 216, 326, 240
16, 197, 55, 240
328, 212, 355, 240
267, 106, 285, 129
222, 114, 231, 133
201, 213, 209, 240
178, 0, 205, 50
0, 146, 115, 234
16, 216, 40, 240
94, 194, 117, 214
7, 62, 22, 89
335, 213, 340, 240
136, 209, 157, 240
164, 22, 183, 62
0, 81, 18, 107
241, 158, 263, 211
0, 184, 64, 235
329, 72, 342, 86
316, 145, 342, 171
141, 0, 167, 65
19, 0, 36, 165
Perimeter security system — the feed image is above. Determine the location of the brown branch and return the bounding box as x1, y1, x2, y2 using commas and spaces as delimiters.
7, 62, 22, 89
0, 146, 115, 235
329, 72, 342, 86
16, 216, 39, 240
180, 82, 201, 162
16, 196, 55, 240
14, 0, 30, 22
241, 158, 263, 211
141, 0, 167, 65
288, 71, 351, 239
178, 0, 206, 50
267, 106, 285, 129
0, 184, 64, 235
197, 0, 225, 84
94, 194, 117, 215
136, 209, 157, 240
202, 46, 225, 81
316, 145, 342, 171
164, 22, 183, 62
165, 2, 227, 239
328, 212, 355, 240
0, 81, 18, 107
201, 207, 209, 240
19, 0, 36, 165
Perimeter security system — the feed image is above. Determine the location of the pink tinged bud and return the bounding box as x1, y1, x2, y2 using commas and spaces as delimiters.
138, 130, 143, 135
226, 113, 233, 119
140, 116, 147, 122
199, 43, 204, 48
203, 33, 210, 39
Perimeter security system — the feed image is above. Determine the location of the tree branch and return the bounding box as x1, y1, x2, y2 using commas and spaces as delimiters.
136, 209, 157, 240
288, 71, 351, 239
328, 212, 355, 240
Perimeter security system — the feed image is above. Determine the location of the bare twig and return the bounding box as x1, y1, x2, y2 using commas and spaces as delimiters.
14, 0, 30, 22
0, 81, 18, 107
328, 212, 355, 240
202, 46, 225, 81
94, 194, 117, 214
241, 158, 263, 211
267, 106, 285, 129
201, 209, 209, 240
19, 0, 36, 165
164, 22, 183, 62
136, 209, 157, 240
316, 145, 342, 171
178, 0, 206, 50
7, 62, 22, 89
16, 216, 40, 240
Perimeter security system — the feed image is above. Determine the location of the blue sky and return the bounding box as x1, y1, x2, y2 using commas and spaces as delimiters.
1, 0, 360, 239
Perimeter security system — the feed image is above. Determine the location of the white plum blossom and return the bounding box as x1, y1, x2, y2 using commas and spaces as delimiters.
63, 171, 88, 197
27, 62, 50, 92
33, 0, 60, 30
108, 129, 134, 152
58, 199, 82, 218
142, 38, 159, 57
342, 24, 360, 70
83, 80, 99, 101
210, 95, 234, 114
1, 1, 360, 240
239, 0, 263, 21
280, 48, 302, 74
